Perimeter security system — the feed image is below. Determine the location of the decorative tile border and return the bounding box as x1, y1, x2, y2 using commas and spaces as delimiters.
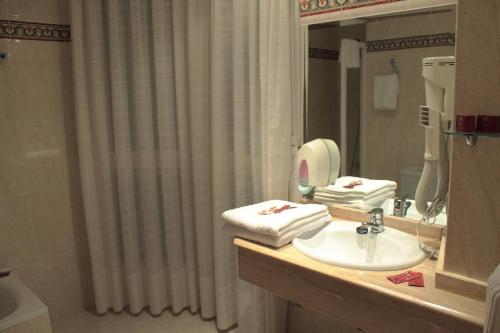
300, 0, 341, 16
0, 20, 70, 42
367, 33, 455, 52
309, 47, 339, 60
299, 0, 406, 18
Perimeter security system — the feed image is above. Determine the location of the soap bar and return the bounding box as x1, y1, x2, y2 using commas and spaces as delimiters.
387, 271, 425, 287
387, 271, 415, 284
408, 271, 425, 287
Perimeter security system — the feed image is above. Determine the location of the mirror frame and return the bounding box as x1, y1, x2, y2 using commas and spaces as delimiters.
299, 0, 456, 26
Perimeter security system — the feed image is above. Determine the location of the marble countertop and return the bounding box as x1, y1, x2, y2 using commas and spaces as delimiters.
234, 215, 485, 333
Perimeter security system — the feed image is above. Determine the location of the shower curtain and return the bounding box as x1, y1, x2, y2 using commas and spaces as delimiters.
70, 0, 299, 331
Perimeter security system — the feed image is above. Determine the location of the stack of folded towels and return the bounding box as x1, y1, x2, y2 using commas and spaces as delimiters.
313, 176, 397, 210
222, 200, 330, 247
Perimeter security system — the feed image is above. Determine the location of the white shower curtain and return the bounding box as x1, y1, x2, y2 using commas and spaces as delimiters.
70, 0, 299, 331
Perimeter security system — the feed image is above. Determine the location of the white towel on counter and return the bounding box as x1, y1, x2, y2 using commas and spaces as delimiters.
314, 187, 396, 201
314, 190, 395, 205
316, 176, 397, 196
314, 192, 394, 211
485, 264, 500, 333
314, 198, 391, 211
339, 38, 360, 69
222, 200, 328, 236
224, 214, 331, 248
374, 73, 399, 110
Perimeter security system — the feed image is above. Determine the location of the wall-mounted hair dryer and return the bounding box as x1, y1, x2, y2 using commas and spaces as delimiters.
415, 56, 455, 217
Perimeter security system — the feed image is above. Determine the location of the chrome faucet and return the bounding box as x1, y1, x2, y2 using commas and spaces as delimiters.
356, 208, 385, 234
393, 196, 411, 217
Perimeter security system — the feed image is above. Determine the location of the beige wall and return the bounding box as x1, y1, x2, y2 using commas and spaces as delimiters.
361, 10, 456, 183
0, 0, 92, 321
307, 26, 341, 143
0, 0, 69, 23
444, 0, 500, 281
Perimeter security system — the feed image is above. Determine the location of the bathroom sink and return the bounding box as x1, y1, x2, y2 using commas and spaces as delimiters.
292, 220, 425, 271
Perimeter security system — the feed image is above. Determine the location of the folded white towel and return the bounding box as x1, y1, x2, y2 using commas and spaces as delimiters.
314, 190, 395, 206
339, 38, 360, 69
314, 187, 396, 201
316, 177, 397, 196
318, 201, 384, 211
374, 73, 399, 110
485, 264, 500, 333
222, 200, 328, 236
314, 192, 393, 211
224, 214, 331, 248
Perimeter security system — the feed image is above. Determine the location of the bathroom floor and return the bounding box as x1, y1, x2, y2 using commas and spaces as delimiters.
51, 309, 224, 333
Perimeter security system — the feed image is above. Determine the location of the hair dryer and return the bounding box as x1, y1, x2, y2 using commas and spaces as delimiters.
415, 56, 455, 217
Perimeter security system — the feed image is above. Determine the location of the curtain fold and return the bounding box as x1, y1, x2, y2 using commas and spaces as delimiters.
70, 0, 298, 331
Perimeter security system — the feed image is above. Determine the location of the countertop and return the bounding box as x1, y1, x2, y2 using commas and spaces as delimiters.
234, 217, 485, 333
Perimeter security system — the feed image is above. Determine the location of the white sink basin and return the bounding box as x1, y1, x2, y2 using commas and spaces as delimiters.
292, 220, 425, 271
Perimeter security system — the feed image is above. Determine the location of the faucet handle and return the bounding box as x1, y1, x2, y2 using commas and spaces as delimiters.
364, 207, 385, 233
403, 201, 412, 215
368, 208, 384, 225
393, 195, 411, 217
394, 197, 402, 207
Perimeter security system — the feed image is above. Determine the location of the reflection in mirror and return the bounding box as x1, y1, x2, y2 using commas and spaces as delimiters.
305, 6, 456, 225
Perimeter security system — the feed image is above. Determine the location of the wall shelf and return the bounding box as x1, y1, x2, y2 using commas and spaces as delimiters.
443, 130, 500, 147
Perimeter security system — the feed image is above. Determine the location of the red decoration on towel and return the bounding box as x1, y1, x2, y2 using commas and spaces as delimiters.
258, 205, 297, 215
387, 271, 424, 287
343, 179, 363, 189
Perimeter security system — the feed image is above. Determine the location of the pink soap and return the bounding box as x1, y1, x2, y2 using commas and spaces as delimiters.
387, 271, 415, 284
408, 271, 425, 287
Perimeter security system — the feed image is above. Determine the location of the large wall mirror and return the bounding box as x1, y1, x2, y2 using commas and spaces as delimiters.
303, 3, 456, 225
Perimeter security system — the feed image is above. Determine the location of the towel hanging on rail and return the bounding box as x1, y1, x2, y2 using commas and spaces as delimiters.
374, 73, 399, 110
339, 38, 360, 69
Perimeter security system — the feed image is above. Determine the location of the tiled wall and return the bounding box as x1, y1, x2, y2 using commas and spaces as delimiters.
361, 9, 456, 183
0, 0, 92, 321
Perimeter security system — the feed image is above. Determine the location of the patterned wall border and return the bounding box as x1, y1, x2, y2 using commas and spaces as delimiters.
309, 47, 339, 60
0, 20, 70, 42
299, 0, 405, 18
367, 33, 455, 52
